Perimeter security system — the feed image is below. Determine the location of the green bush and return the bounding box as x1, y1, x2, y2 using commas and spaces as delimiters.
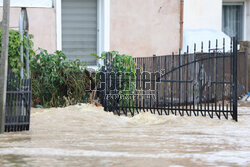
0, 29, 35, 74
30, 49, 91, 107
94, 51, 136, 113
0, 30, 91, 108
94, 51, 136, 90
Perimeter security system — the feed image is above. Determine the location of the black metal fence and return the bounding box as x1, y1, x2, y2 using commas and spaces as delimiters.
99, 38, 242, 121
5, 69, 32, 132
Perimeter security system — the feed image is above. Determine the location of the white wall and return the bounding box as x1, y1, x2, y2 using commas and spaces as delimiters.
184, 0, 222, 31
183, 0, 232, 52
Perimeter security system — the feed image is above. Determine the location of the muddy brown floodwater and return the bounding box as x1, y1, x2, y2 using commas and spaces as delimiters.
0, 104, 249, 167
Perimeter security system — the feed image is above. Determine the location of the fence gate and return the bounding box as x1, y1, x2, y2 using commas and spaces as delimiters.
4, 8, 32, 132
5, 69, 32, 132
99, 38, 241, 121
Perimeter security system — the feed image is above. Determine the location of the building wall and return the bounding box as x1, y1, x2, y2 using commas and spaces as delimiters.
184, 0, 222, 31
0, 7, 56, 53
110, 0, 180, 57
1, 0, 181, 59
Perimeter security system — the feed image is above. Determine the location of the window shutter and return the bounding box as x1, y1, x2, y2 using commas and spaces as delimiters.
62, 0, 97, 66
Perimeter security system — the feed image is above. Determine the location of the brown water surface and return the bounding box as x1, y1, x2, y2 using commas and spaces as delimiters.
0, 104, 249, 167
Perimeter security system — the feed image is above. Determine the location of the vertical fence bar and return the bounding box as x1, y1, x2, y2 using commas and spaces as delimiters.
15, 73, 21, 131
166, 56, 170, 115
191, 46, 195, 116
156, 57, 161, 115
164, 56, 167, 115
135, 62, 139, 114
215, 40, 220, 119
230, 39, 233, 117
27, 79, 31, 130
171, 52, 175, 115
143, 64, 146, 113
208, 41, 212, 118
191, 45, 197, 116
116, 68, 120, 116
175, 53, 178, 115
186, 47, 189, 116
129, 64, 132, 116
156, 58, 158, 114
122, 71, 127, 116
233, 37, 238, 121
201, 42, 206, 117
178, 49, 181, 115
222, 38, 227, 119
150, 58, 153, 114
197, 43, 203, 116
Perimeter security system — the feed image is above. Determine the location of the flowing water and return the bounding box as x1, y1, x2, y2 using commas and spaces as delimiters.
0, 104, 249, 167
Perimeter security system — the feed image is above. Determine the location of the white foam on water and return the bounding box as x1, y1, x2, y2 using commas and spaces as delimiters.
0, 148, 187, 158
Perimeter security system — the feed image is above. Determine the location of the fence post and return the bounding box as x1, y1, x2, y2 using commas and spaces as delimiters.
0, 0, 10, 134
152, 54, 157, 91
233, 38, 238, 122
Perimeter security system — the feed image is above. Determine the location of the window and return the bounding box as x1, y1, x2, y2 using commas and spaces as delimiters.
62, 0, 98, 66
222, 2, 244, 41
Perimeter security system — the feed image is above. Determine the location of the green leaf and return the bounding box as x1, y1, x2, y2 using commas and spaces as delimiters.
91, 53, 102, 59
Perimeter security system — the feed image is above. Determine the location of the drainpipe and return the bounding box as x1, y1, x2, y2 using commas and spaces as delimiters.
180, 0, 184, 50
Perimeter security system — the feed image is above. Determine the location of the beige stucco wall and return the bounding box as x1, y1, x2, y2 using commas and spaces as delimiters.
0, 7, 56, 53
110, 0, 180, 57
1, 0, 180, 58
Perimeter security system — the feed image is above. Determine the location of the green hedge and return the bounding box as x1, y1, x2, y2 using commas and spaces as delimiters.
30, 49, 91, 108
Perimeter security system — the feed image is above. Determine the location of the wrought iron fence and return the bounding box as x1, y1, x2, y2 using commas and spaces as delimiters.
99, 38, 242, 121
5, 69, 32, 132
